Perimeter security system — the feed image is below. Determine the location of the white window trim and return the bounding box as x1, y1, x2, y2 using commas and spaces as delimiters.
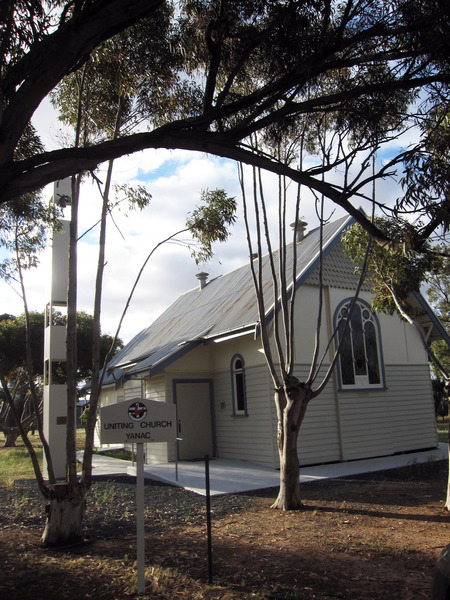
230, 354, 248, 416
334, 298, 387, 391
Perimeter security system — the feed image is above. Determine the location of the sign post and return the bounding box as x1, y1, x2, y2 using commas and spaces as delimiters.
136, 442, 145, 594
100, 399, 176, 596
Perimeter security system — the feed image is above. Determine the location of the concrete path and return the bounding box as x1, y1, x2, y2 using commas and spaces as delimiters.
80, 443, 447, 497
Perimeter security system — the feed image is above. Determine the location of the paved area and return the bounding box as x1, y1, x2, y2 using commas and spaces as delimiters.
81, 443, 447, 497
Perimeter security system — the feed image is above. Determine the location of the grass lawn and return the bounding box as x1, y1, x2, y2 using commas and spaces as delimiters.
0, 429, 86, 488
0, 443, 42, 488
437, 417, 449, 444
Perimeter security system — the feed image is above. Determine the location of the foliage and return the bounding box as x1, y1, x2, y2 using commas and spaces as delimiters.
2, 0, 450, 532
0, 120, 60, 283
0, 312, 45, 377
399, 107, 450, 242
427, 251, 450, 377
342, 218, 442, 315
427, 248, 450, 325
0, 198, 59, 281
80, 406, 89, 427
0, 0, 449, 256
50, 3, 184, 142
112, 184, 152, 213
186, 188, 237, 264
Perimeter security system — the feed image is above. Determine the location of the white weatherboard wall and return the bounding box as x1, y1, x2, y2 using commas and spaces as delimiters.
214, 364, 276, 467
210, 335, 277, 467
386, 364, 437, 453
297, 366, 342, 466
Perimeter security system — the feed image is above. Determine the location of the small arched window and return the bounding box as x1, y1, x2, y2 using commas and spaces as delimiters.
231, 355, 247, 415
335, 299, 385, 390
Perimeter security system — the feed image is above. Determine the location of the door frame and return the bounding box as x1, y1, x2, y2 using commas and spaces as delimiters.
172, 378, 216, 460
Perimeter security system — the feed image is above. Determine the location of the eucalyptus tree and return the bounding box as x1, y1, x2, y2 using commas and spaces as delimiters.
399, 105, 450, 249
234, 45, 422, 506
0, 311, 46, 448
1, 182, 235, 547
236, 103, 376, 509
0, 1, 449, 253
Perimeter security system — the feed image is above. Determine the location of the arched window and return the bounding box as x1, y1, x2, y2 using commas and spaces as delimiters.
334, 299, 385, 390
231, 354, 247, 415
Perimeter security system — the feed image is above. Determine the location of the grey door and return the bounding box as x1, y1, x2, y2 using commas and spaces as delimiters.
175, 381, 213, 460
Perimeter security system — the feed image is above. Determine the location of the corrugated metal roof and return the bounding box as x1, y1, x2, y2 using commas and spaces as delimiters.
104, 214, 353, 381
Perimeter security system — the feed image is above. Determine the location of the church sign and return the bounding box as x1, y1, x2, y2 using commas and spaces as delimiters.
100, 398, 176, 445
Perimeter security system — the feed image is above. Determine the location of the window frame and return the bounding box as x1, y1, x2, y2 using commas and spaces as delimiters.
334, 298, 386, 391
230, 354, 248, 416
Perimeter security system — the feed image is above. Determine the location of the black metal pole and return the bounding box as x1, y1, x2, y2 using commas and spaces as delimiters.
205, 454, 213, 584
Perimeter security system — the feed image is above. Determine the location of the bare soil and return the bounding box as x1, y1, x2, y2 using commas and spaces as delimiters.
0, 460, 449, 599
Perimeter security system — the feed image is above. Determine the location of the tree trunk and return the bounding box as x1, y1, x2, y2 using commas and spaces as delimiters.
273, 423, 302, 510
271, 381, 311, 510
2, 429, 20, 447
445, 445, 450, 511
40, 483, 85, 548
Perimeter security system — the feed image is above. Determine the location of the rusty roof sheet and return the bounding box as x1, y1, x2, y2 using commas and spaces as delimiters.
105, 214, 353, 379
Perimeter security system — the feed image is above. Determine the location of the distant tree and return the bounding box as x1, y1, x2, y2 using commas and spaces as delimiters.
0, 138, 60, 450
0, 311, 123, 446
0, 307, 47, 447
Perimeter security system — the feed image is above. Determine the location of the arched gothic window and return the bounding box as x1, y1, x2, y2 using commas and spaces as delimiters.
334, 299, 385, 390
231, 355, 247, 415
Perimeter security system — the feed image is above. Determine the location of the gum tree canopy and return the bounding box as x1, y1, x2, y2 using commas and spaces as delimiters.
1, 0, 449, 247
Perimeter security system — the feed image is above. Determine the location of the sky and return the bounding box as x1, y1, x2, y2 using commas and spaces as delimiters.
0, 97, 405, 345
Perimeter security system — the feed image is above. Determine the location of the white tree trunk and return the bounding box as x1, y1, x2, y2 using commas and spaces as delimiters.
445, 431, 450, 511
445, 455, 450, 511
444, 393, 450, 511
40, 484, 85, 548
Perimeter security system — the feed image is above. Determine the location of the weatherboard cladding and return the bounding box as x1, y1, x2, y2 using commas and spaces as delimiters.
106, 215, 353, 378
214, 364, 275, 467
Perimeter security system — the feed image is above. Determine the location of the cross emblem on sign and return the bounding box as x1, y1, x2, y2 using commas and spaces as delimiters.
128, 402, 147, 421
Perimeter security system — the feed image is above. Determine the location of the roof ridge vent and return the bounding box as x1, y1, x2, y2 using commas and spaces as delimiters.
196, 271, 209, 290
